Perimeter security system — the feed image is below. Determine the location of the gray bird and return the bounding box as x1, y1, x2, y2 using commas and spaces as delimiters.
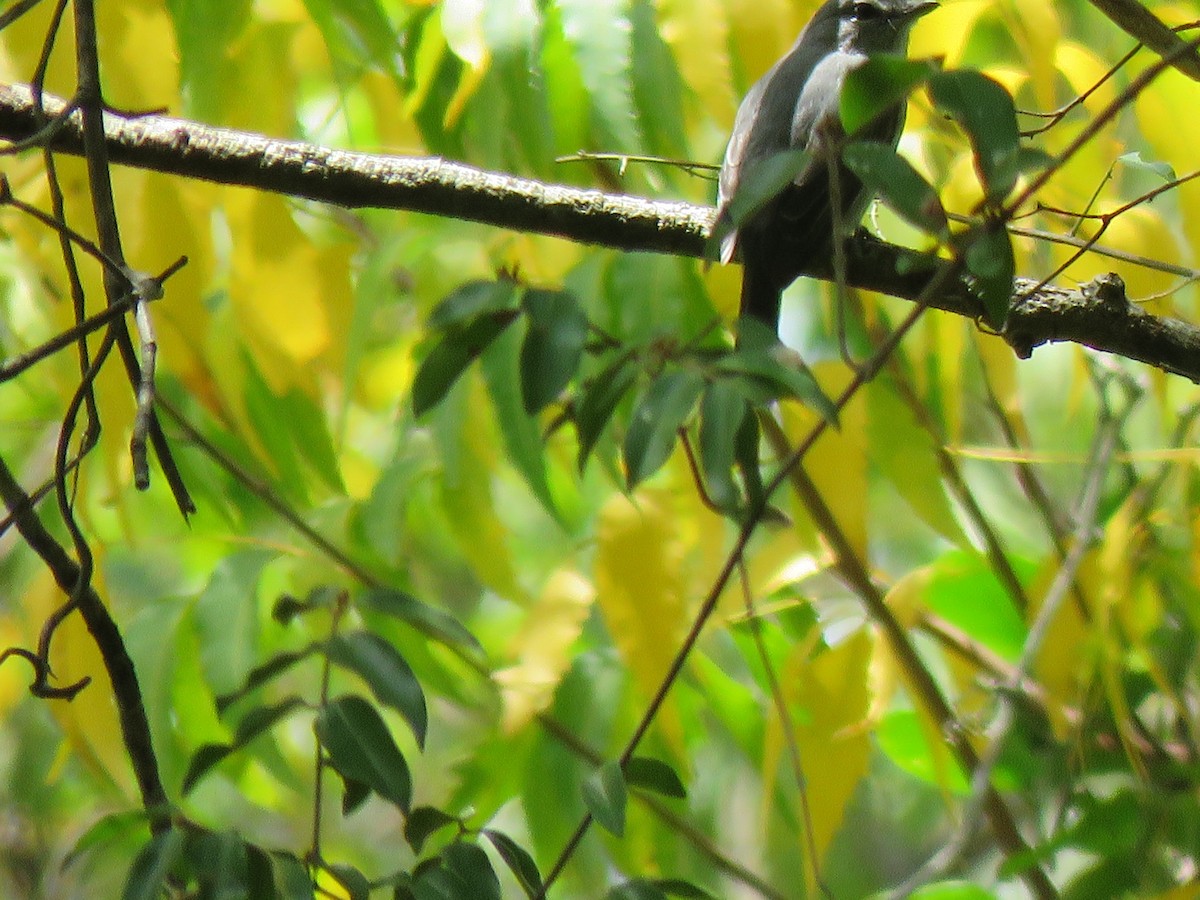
717, 0, 937, 330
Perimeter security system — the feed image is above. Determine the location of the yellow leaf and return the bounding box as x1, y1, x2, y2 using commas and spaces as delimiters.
1056, 42, 1118, 116
361, 71, 427, 151
866, 378, 965, 545
27, 572, 136, 797
496, 569, 596, 733
657, 0, 736, 127
128, 175, 217, 395
781, 364, 869, 561
928, 313, 967, 442
440, 0, 491, 129
910, 0, 988, 67
1135, 69, 1200, 269
495, 233, 582, 287
226, 190, 350, 392
702, 261, 741, 324
594, 489, 688, 756
224, 21, 301, 135
1053, 206, 1182, 305
439, 378, 526, 603
765, 632, 873, 892
1029, 554, 1094, 739
98, 0, 179, 108
1002, 0, 1061, 108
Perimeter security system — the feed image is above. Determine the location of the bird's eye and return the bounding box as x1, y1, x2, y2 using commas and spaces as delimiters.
852, 2, 882, 19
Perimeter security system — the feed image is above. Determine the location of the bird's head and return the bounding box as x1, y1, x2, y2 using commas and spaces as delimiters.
837, 0, 938, 54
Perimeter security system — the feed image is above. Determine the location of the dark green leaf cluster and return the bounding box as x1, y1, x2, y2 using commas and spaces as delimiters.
412, 281, 837, 518
840, 60, 1053, 327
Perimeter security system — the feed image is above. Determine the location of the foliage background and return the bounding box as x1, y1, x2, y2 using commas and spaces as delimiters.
1, 0, 1199, 897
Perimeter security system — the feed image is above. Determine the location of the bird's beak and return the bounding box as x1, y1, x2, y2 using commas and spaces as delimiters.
906, 1, 939, 20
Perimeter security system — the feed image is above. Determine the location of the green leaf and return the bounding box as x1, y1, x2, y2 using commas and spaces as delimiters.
428, 280, 517, 330
326, 863, 371, 900
480, 6, 555, 177
261, 849, 314, 899
607, 879, 668, 900
328, 631, 428, 748
194, 550, 272, 697
877, 709, 969, 793
699, 381, 748, 512
316, 695, 413, 813
64, 810, 152, 870
405, 806, 459, 855
907, 881, 998, 900
707, 150, 810, 259
629, 0, 689, 160
183, 697, 307, 794
520, 288, 589, 414
422, 844, 501, 900
716, 340, 838, 424
1117, 150, 1176, 182
842, 141, 948, 237
340, 775, 372, 815
928, 70, 1022, 201
412, 310, 518, 417
483, 829, 544, 899
841, 56, 940, 136
576, 356, 638, 470
654, 879, 717, 899
122, 829, 187, 900
481, 321, 558, 513
357, 587, 484, 663
624, 756, 687, 799
623, 369, 704, 489
734, 407, 767, 513
925, 551, 1029, 661
963, 221, 1015, 328
187, 830, 249, 899
582, 760, 627, 836
165, 0, 253, 122
300, 0, 401, 81
215, 646, 316, 715
556, 0, 641, 154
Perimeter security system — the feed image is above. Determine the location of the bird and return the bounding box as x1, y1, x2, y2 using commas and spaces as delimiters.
717, 0, 937, 332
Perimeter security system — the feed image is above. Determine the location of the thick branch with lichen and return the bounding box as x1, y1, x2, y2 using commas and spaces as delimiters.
3, 82, 1199, 382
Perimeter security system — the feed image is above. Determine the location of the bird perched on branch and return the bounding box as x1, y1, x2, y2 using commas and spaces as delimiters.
717, 0, 937, 331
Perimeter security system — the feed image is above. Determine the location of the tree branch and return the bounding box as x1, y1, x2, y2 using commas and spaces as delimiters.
3, 82, 1199, 382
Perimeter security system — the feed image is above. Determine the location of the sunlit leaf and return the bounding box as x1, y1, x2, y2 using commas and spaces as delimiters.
908, 882, 998, 900
841, 56, 939, 136
842, 141, 948, 237
928, 70, 1021, 201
